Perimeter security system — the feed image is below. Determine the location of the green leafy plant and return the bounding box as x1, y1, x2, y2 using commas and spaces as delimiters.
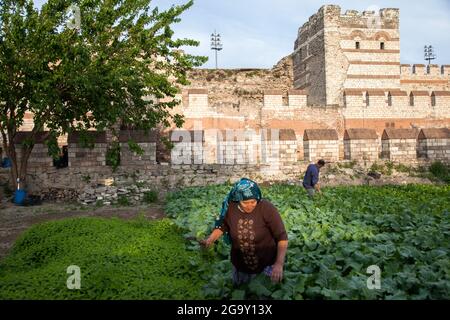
135, 181, 146, 188
394, 163, 412, 174
370, 162, 392, 176
117, 195, 130, 206
429, 161, 450, 183
386, 161, 394, 174
143, 191, 158, 204
337, 160, 357, 169
95, 200, 104, 208
106, 142, 121, 171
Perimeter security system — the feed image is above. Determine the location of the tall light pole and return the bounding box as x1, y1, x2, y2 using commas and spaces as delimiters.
424, 45, 436, 65
210, 31, 222, 69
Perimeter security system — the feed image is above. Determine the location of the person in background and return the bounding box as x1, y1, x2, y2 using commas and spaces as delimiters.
302, 159, 325, 198
201, 178, 288, 286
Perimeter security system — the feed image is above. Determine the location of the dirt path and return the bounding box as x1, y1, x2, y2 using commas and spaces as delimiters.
0, 201, 166, 261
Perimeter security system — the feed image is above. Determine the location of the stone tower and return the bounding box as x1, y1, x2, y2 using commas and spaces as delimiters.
293, 5, 400, 106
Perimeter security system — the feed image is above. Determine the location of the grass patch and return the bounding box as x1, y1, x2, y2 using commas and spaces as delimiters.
0, 218, 207, 299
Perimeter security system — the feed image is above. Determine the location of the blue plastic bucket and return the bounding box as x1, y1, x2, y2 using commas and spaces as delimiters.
14, 189, 27, 205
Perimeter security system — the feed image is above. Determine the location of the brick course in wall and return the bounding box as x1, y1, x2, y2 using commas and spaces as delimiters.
303, 129, 339, 162
344, 128, 379, 161
381, 128, 419, 162
118, 130, 158, 167
68, 132, 107, 168
13, 132, 54, 169
417, 128, 450, 162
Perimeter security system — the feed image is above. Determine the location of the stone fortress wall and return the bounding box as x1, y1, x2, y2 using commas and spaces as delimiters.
2, 5, 449, 200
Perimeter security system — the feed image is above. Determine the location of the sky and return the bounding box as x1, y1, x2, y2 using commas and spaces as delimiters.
33, 0, 450, 69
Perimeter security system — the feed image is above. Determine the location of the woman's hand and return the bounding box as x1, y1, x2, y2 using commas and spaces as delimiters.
199, 237, 214, 248
271, 262, 284, 283
272, 240, 288, 283
200, 229, 223, 249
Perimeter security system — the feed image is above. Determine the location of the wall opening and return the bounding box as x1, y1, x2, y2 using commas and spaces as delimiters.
53, 145, 68, 169
387, 92, 392, 106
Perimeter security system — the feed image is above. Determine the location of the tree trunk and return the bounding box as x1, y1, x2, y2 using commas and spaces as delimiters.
6, 140, 33, 191
7, 141, 19, 191
18, 143, 32, 190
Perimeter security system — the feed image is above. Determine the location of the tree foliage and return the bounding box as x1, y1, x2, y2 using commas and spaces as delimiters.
0, 0, 206, 187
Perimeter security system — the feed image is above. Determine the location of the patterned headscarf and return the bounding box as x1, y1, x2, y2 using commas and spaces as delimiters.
214, 178, 262, 244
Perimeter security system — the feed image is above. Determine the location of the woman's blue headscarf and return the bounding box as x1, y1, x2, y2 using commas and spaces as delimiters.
214, 178, 262, 244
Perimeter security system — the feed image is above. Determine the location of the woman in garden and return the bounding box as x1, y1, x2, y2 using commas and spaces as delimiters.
201, 178, 288, 286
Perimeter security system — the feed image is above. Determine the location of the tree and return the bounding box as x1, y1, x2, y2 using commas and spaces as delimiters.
0, 0, 206, 189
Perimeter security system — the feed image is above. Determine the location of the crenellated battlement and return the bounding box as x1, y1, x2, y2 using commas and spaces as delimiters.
338, 6, 399, 29
341, 7, 399, 19
400, 64, 450, 93
297, 5, 399, 39
400, 64, 450, 76
343, 89, 450, 107
263, 90, 307, 108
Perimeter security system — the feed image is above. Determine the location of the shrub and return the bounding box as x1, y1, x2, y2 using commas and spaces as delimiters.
394, 163, 412, 173
143, 191, 158, 204
429, 161, 450, 183
117, 195, 130, 206
370, 162, 392, 176
337, 160, 357, 169
95, 200, 104, 208
105, 142, 121, 171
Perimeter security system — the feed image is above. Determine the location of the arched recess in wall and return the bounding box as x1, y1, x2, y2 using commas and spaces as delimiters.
373, 31, 391, 41
349, 30, 367, 40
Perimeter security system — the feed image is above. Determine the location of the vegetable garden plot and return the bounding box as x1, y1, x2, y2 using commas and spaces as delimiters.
166, 184, 450, 300
1, 184, 448, 300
